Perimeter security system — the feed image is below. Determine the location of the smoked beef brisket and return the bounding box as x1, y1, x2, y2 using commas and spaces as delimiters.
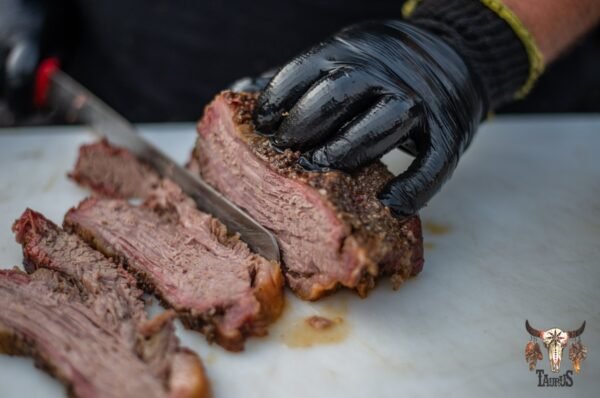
192, 91, 424, 300
1, 209, 208, 398
64, 180, 283, 351
69, 138, 161, 198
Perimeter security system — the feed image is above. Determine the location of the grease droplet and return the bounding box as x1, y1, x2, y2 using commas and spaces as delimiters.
424, 242, 435, 250
423, 221, 451, 236
279, 299, 350, 348
282, 316, 348, 348
204, 352, 218, 365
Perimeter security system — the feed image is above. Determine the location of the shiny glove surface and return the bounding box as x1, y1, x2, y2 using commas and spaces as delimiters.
254, 20, 486, 217
229, 69, 277, 94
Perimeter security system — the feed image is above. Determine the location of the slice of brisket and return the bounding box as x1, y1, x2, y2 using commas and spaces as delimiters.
69, 138, 161, 198
5, 209, 208, 398
0, 269, 167, 398
192, 91, 424, 300
64, 180, 284, 351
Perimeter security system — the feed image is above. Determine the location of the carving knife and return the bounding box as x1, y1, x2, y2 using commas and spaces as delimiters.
34, 58, 280, 262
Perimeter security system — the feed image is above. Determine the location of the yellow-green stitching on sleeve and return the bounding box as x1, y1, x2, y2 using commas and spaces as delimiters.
402, 0, 422, 18
479, 0, 545, 98
403, 0, 544, 99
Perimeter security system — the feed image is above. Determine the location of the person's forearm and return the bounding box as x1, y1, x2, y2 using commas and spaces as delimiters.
503, 0, 600, 62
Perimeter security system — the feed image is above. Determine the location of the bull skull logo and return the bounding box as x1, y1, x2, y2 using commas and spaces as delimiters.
525, 320, 587, 373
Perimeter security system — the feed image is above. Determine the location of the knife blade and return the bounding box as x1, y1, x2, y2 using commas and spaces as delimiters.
43, 68, 280, 262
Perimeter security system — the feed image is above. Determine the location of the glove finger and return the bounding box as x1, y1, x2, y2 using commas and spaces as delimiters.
229, 68, 278, 93
378, 129, 458, 218
397, 138, 419, 157
298, 93, 423, 171
271, 67, 380, 151
254, 42, 344, 134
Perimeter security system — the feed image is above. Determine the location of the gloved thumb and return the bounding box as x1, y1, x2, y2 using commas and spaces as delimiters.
229, 68, 278, 93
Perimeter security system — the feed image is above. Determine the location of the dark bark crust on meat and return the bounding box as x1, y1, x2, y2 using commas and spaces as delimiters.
193, 91, 424, 300
69, 138, 161, 198
67, 138, 284, 351
0, 316, 77, 397
0, 268, 165, 398
5, 210, 209, 398
64, 194, 284, 352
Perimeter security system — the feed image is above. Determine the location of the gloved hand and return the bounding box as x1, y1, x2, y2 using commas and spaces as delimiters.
254, 0, 538, 217
0, 0, 45, 116
254, 20, 483, 217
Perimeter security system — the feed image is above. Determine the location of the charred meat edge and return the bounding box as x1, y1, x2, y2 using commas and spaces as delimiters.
193, 91, 424, 300
6, 209, 209, 398
64, 191, 284, 352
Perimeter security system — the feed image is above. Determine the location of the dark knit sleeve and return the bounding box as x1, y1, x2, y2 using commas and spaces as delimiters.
407, 0, 532, 110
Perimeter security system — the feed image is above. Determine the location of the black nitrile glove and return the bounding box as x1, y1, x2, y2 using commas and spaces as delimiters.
254, 0, 535, 218
229, 69, 277, 94
0, 0, 45, 116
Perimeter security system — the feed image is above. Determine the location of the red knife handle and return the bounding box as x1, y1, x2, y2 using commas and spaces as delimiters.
33, 57, 60, 108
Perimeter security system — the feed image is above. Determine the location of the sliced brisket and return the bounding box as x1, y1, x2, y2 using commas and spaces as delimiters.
192, 91, 424, 300
69, 138, 161, 198
5, 209, 208, 398
64, 180, 284, 351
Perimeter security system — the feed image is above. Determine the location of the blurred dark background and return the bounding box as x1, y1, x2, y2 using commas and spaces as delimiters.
1, 0, 599, 126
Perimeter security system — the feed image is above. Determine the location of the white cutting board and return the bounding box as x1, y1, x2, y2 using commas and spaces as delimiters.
0, 117, 598, 398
